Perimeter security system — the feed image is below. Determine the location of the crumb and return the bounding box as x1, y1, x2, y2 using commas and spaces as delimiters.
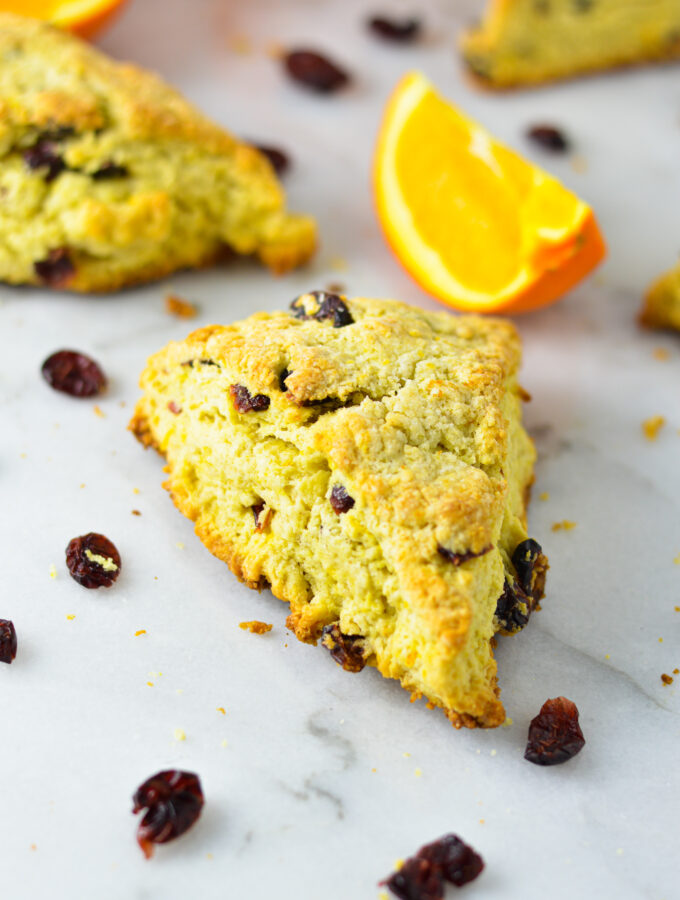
675, 607, 680, 612
414, 767, 422, 777
131, 509, 141, 516
134, 629, 146, 637
229, 34, 252, 54
119, 400, 126, 408
148, 671, 163, 678
80, 483, 85, 489
216, 707, 226, 715
658, 637, 663, 643
605, 654, 610, 660
674, 668, 679, 675
176, 542, 184, 550
371, 767, 377, 773
502, 717, 513, 726
93, 405, 105, 418
165, 294, 198, 319
239, 620, 273, 634
325, 282, 346, 294
206, 853, 213, 860
653, 347, 670, 361
173, 728, 186, 741
220, 739, 228, 748
147, 682, 154, 687
570, 154, 588, 174
673, 554, 680, 565
552, 520, 577, 532
66, 614, 75, 621
265, 40, 285, 59
133, 487, 140, 495
490, 749, 497, 756
403, 752, 411, 758
661, 673, 673, 685
30, 844, 36, 851
539, 492, 549, 501
378, 892, 390, 900
479, 819, 485, 825
518, 386, 532, 402
642, 415, 666, 441
20, 452, 27, 459
49, 564, 57, 579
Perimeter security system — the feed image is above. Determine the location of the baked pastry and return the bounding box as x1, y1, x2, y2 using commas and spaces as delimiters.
640, 262, 680, 332
0, 13, 315, 292
461, 0, 680, 88
131, 293, 547, 728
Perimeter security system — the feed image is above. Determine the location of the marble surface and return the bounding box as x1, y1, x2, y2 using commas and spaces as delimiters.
1, 1, 679, 898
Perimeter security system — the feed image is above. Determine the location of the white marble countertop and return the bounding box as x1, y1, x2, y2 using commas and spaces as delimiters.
2, 1, 679, 898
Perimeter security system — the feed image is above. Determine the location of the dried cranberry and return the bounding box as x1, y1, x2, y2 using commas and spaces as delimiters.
526, 125, 570, 153
419, 834, 485, 887
512, 538, 548, 601
34, 248, 75, 287
437, 544, 491, 566
41, 350, 106, 398
284, 50, 350, 93
290, 291, 354, 327
382, 834, 484, 898
229, 384, 270, 413
167, 401, 182, 414
65, 533, 121, 589
368, 16, 421, 43
330, 484, 355, 514
321, 623, 366, 672
494, 579, 529, 633
384, 857, 444, 900
0, 619, 17, 664
524, 697, 586, 766
253, 144, 290, 176
23, 141, 66, 182
132, 770, 204, 859
91, 162, 129, 180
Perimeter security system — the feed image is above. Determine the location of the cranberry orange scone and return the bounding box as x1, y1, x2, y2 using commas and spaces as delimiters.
131, 294, 547, 728
0, 14, 315, 292
461, 0, 680, 88
640, 262, 680, 332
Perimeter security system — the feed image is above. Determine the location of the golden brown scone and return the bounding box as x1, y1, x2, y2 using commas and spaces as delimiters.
130, 293, 547, 728
461, 0, 680, 89
0, 13, 315, 292
640, 262, 680, 332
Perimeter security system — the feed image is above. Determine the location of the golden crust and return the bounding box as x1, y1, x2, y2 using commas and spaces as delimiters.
130, 295, 543, 728
460, 0, 680, 89
0, 13, 315, 291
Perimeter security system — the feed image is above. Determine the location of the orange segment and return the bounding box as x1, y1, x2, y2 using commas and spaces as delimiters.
0, 0, 128, 39
374, 72, 606, 315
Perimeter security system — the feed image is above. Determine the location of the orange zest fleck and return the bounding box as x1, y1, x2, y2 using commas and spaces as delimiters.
374, 72, 606, 315
165, 294, 198, 319
216, 707, 226, 715
239, 620, 273, 634
135, 629, 146, 637
642, 415, 666, 441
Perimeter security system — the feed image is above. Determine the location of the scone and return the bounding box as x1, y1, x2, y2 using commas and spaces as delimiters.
461, 0, 680, 88
131, 293, 547, 728
0, 13, 315, 292
640, 262, 680, 332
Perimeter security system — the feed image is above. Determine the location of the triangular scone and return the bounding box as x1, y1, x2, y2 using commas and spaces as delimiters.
640, 263, 680, 332
131, 294, 547, 728
0, 14, 315, 292
461, 0, 680, 88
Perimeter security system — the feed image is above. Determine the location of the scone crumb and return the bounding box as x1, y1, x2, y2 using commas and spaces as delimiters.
173, 728, 186, 741
403, 752, 411, 758
147, 682, 154, 687
165, 294, 198, 319
216, 707, 226, 715
135, 629, 146, 637
66, 614, 75, 621
414, 767, 423, 777
605, 654, 610, 660
93, 405, 106, 418
490, 749, 497, 757
673, 668, 679, 675
673, 554, 680, 565
552, 520, 577, 532
132, 509, 142, 516
661, 673, 673, 685
653, 347, 670, 361
409, 691, 422, 704
220, 739, 229, 749
133, 488, 140, 495
239, 620, 273, 634
49, 564, 57, 580
176, 542, 185, 550
658, 637, 663, 643
539, 492, 550, 501
642, 415, 666, 441
502, 717, 513, 727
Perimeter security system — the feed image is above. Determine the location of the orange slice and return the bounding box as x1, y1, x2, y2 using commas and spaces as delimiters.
374, 72, 606, 315
0, 0, 128, 39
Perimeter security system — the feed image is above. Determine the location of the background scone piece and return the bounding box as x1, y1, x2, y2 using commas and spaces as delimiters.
0, 13, 315, 292
461, 0, 680, 88
131, 294, 547, 729
640, 263, 680, 332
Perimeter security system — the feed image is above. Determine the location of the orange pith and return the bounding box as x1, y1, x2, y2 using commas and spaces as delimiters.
374, 72, 606, 314
0, 0, 128, 39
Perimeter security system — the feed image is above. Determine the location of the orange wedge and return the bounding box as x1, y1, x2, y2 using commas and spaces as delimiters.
374, 72, 606, 315
0, 0, 128, 39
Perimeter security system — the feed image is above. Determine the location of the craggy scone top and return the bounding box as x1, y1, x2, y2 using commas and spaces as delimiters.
132, 295, 540, 728
0, 13, 316, 291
